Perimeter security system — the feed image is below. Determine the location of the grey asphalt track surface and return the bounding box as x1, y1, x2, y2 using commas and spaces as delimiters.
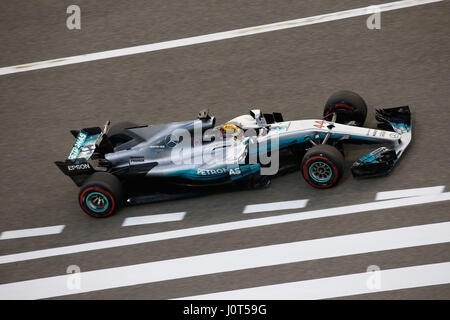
0, 0, 449, 300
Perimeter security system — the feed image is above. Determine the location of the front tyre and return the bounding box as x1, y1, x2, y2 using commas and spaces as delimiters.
323, 90, 367, 126
301, 144, 344, 189
79, 172, 123, 218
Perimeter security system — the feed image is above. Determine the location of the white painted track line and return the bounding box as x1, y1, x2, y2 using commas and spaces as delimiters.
0, 225, 65, 240
1, 191, 449, 265
0, 0, 442, 76
178, 262, 450, 300
243, 199, 308, 214
375, 186, 445, 201
122, 212, 186, 227
0, 222, 449, 299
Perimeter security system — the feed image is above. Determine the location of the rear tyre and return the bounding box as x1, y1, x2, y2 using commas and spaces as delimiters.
301, 144, 344, 189
107, 121, 137, 148
323, 90, 367, 126
79, 172, 123, 218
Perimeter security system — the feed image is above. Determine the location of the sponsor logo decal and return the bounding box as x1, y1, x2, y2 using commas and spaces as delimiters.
165, 134, 182, 148
67, 163, 90, 171
68, 132, 87, 160
367, 129, 398, 139
197, 167, 241, 176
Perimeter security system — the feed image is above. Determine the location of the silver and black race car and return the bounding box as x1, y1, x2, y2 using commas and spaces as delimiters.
55, 91, 412, 217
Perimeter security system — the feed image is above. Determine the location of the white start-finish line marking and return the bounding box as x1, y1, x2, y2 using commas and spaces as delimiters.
0, 0, 442, 76
375, 186, 445, 201
177, 262, 450, 300
0, 222, 449, 299
0, 225, 65, 240
0, 190, 449, 264
243, 199, 309, 214
122, 212, 186, 227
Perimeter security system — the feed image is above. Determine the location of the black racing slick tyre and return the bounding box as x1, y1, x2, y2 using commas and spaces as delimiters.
301, 144, 345, 189
107, 121, 137, 148
79, 172, 123, 218
323, 90, 368, 126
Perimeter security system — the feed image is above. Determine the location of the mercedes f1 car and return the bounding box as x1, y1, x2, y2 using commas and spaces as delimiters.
55, 91, 412, 217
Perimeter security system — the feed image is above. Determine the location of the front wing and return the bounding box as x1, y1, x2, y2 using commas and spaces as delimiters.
351, 106, 412, 178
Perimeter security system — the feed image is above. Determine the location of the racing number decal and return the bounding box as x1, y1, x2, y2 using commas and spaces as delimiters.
314, 120, 326, 128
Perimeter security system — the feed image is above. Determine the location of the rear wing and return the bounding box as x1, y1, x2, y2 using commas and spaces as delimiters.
67, 127, 102, 161
352, 106, 412, 178
55, 121, 111, 186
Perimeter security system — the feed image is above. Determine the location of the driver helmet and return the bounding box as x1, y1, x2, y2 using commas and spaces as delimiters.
219, 123, 243, 139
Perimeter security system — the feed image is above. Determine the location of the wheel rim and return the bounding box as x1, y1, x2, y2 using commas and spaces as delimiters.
309, 161, 332, 183
86, 192, 109, 213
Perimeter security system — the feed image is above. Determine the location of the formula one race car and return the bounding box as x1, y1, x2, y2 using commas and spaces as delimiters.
55, 91, 412, 217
